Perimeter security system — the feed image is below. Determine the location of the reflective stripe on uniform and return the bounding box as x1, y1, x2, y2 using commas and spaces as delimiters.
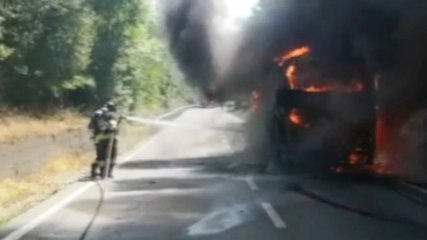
94, 133, 114, 143
109, 119, 118, 128
94, 161, 106, 167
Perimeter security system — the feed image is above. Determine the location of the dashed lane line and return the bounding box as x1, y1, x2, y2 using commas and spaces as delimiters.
245, 176, 259, 191
244, 176, 287, 229
260, 202, 287, 229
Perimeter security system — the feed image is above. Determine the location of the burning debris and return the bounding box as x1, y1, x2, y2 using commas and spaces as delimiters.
276, 46, 311, 67
289, 108, 310, 129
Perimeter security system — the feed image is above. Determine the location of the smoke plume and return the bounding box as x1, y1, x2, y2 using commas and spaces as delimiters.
160, 0, 216, 90
162, 0, 427, 178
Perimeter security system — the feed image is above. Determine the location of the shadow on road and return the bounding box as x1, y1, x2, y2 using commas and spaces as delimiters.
65, 153, 258, 240
118, 151, 265, 174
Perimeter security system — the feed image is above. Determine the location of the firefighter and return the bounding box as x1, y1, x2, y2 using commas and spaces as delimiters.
89, 107, 108, 178
89, 102, 121, 179
88, 109, 104, 136
98, 101, 121, 178
89, 107, 107, 178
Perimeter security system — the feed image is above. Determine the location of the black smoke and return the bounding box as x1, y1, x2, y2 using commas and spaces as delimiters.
229, 0, 399, 89
163, 0, 427, 177
163, 0, 427, 99
231, 0, 427, 109
162, 0, 216, 90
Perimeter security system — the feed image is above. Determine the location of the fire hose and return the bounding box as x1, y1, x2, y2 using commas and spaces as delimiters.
79, 128, 117, 240
79, 113, 242, 239
286, 181, 427, 229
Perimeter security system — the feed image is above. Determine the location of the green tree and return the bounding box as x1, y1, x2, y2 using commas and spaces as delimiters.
0, 0, 183, 111
0, 0, 96, 108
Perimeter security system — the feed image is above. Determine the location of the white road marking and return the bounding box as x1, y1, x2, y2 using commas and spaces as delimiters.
245, 176, 259, 191
188, 204, 251, 236
155, 105, 195, 120
260, 202, 287, 229
397, 180, 427, 195
2, 183, 93, 240
118, 137, 157, 165
107, 188, 201, 199
2, 112, 166, 240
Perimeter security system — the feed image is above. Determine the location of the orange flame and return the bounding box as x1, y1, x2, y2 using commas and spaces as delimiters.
302, 82, 364, 93
349, 153, 360, 165
286, 65, 298, 89
289, 108, 310, 128
277, 46, 311, 66
348, 150, 365, 165
277, 46, 366, 93
366, 164, 394, 176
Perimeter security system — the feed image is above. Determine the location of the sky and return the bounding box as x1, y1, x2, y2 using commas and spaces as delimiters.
224, 0, 260, 19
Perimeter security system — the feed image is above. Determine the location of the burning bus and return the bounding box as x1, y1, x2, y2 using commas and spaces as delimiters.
165, 0, 427, 179
259, 46, 378, 172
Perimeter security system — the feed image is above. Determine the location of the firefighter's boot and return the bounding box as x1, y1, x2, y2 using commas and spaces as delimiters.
100, 167, 106, 178
90, 163, 98, 179
108, 164, 115, 178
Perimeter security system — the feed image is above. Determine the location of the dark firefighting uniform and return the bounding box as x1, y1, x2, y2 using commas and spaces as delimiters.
88, 109, 104, 175
90, 110, 119, 178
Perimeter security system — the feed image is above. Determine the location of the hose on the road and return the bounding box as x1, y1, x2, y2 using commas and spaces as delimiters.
287, 184, 427, 229
78, 180, 105, 240
79, 134, 116, 240
78, 108, 204, 239
387, 183, 427, 208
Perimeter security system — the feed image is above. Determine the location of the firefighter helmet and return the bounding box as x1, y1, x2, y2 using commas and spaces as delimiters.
105, 101, 116, 111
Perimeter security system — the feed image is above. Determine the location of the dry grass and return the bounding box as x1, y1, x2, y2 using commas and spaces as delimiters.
0, 152, 92, 223
0, 110, 85, 144
0, 117, 151, 224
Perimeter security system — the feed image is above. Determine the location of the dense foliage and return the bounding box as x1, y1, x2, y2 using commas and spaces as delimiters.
0, 0, 181, 111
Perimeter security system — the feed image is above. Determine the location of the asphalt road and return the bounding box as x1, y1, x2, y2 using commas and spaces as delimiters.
2, 108, 427, 240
